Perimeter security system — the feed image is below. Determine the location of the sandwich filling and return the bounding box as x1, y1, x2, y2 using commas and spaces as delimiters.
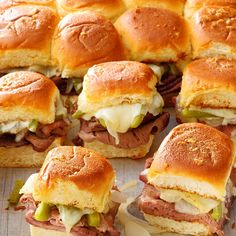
73, 93, 169, 147
20, 174, 121, 236
138, 159, 236, 236
0, 97, 68, 152
148, 63, 182, 107
176, 99, 236, 139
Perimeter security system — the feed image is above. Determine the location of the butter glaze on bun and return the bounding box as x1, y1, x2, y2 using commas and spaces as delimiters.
148, 123, 234, 200
33, 146, 115, 212
115, 7, 190, 62
56, 0, 125, 20
52, 11, 126, 78
124, 0, 186, 15
0, 71, 59, 124
0, 5, 58, 70
191, 6, 236, 59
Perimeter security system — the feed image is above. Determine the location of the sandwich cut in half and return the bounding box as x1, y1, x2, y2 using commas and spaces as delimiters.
176, 57, 236, 141
0, 71, 68, 167
20, 146, 122, 236
138, 123, 236, 236
115, 7, 191, 106
51, 10, 126, 113
73, 61, 170, 159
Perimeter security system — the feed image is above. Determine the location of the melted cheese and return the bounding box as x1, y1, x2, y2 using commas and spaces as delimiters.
82, 93, 164, 144
190, 107, 236, 125
58, 205, 93, 233
159, 189, 220, 214
147, 64, 164, 81
0, 121, 30, 134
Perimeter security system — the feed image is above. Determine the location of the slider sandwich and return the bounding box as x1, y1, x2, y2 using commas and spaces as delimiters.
51, 11, 126, 113
188, 4, 236, 59
124, 0, 186, 15
20, 146, 122, 236
115, 7, 191, 106
176, 58, 236, 140
73, 61, 169, 159
138, 123, 236, 236
55, 0, 126, 20
0, 71, 68, 167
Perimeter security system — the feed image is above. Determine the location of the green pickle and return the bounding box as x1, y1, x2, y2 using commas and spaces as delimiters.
211, 205, 222, 222
130, 115, 144, 128
34, 202, 52, 222
72, 110, 84, 119
99, 119, 106, 128
73, 81, 82, 94
8, 180, 24, 205
87, 212, 101, 227
182, 109, 214, 118
28, 120, 38, 132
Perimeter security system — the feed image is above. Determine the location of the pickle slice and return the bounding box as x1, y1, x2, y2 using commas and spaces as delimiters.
72, 110, 84, 119
87, 212, 100, 227
211, 204, 222, 222
99, 118, 106, 128
8, 180, 24, 205
182, 109, 214, 118
73, 81, 82, 94
28, 120, 38, 132
130, 115, 144, 129
34, 202, 52, 222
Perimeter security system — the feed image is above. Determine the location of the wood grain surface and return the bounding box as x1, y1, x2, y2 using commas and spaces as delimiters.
0, 112, 236, 236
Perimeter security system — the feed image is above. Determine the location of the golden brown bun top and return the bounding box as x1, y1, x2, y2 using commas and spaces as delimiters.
0, 0, 55, 12
38, 146, 115, 194
124, 0, 186, 15
0, 5, 58, 50
149, 123, 234, 190
78, 61, 157, 112
115, 7, 190, 62
59, 0, 121, 8
53, 11, 125, 72
187, 0, 236, 7
181, 58, 236, 105
193, 6, 236, 47
0, 71, 59, 123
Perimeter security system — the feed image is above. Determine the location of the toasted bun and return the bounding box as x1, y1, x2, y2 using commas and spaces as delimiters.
30, 225, 71, 236
148, 123, 234, 200
33, 146, 115, 212
144, 214, 210, 236
0, 5, 58, 70
0, 137, 63, 168
0, 0, 55, 12
115, 7, 190, 63
0, 71, 59, 124
191, 6, 236, 59
179, 58, 236, 109
84, 135, 154, 159
78, 61, 157, 113
56, 0, 125, 20
124, 0, 185, 15
52, 11, 126, 78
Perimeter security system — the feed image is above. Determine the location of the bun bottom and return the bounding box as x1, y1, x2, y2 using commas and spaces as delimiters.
0, 137, 63, 168
84, 135, 154, 159
30, 225, 71, 236
144, 213, 210, 236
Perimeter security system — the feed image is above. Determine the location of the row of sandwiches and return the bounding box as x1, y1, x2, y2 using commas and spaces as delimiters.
18, 122, 236, 236
4, 0, 233, 109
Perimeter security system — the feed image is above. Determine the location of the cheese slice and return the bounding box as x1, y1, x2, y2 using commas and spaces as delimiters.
159, 189, 220, 214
